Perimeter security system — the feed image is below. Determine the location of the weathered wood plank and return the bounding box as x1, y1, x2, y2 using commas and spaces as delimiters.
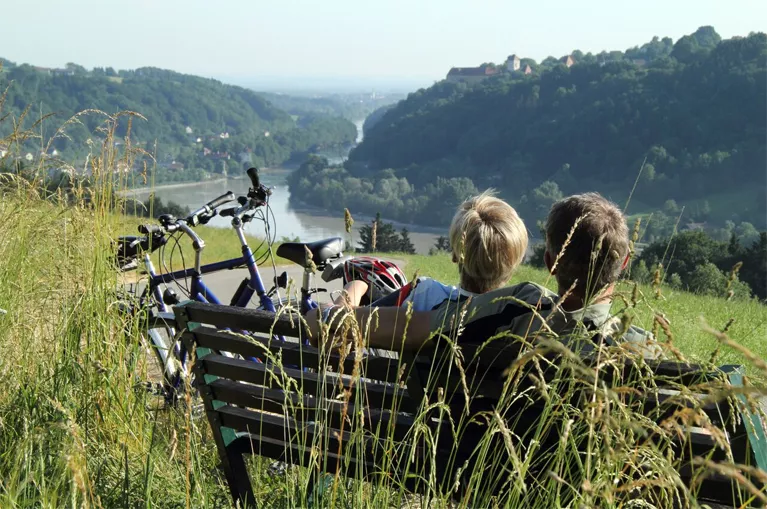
192, 326, 406, 383
207, 378, 415, 440
176, 302, 308, 338
200, 354, 416, 413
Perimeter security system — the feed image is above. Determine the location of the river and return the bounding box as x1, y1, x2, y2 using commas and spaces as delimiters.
124, 120, 445, 254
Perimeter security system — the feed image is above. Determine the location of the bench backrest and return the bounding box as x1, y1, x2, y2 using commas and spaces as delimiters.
173, 301, 766, 507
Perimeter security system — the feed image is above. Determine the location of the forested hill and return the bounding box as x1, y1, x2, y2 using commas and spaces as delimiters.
296, 28, 765, 229
258, 91, 405, 122
0, 61, 357, 170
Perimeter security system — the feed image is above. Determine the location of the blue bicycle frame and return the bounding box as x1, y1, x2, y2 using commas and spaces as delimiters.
141, 212, 323, 381
145, 245, 274, 313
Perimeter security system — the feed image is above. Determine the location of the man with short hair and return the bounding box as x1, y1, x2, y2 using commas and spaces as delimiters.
308, 192, 657, 358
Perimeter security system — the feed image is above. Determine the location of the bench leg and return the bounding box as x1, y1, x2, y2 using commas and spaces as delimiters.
216, 432, 256, 507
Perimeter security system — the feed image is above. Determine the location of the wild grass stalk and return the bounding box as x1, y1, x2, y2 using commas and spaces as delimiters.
1, 100, 766, 508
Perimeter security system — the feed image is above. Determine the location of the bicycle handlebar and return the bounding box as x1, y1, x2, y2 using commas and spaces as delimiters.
138, 224, 163, 235
246, 167, 260, 188
186, 191, 235, 225
206, 191, 236, 211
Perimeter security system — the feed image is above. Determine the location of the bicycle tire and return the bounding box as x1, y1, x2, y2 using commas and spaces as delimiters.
117, 279, 185, 401
143, 325, 180, 386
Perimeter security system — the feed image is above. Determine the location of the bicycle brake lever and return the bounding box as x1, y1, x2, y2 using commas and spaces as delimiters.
198, 210, 218, 225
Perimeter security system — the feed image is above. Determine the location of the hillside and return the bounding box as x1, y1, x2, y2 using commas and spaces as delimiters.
290, 28, 766, 230
0, 61, 357, 173
258, 91, 405, 122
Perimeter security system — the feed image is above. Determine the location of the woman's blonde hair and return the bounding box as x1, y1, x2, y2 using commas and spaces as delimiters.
449, 190, 528, 293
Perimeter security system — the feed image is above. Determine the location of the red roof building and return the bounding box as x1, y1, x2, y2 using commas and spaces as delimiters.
446, 65, 499, 84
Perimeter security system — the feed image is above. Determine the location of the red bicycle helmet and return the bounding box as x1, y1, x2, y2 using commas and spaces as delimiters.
343, 256, 407, 301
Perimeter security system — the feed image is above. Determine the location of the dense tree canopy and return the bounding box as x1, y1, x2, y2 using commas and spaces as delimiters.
287, 155, 479, 227
0, 62, 357, 172
322, 28, 766, 229
635, 230, 766, 300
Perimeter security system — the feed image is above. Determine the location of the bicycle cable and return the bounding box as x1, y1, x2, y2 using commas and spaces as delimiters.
262, 196, 285, 306
166, 229, 191, 298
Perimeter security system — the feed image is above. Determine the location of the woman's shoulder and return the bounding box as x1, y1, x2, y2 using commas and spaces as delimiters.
413, 277, 458, 294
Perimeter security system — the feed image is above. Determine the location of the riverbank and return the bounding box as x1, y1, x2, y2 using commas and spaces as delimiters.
120, 175, 446, 254
119, 176, 234, 197
119, 167, 290, 197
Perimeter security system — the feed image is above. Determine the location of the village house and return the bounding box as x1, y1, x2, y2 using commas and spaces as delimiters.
505, 54, 521, 72
446, 65, 500, 84
523, 64, 532, 75
202, 148, 230, 160
560, 55, 575, 67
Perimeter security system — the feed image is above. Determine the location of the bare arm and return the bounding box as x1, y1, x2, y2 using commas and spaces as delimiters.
355, 306, 432, 350
304, 305, 433, 351
334, 280, 369, 306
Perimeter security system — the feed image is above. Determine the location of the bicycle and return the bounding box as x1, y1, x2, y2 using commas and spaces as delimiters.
117, 167, 350, 401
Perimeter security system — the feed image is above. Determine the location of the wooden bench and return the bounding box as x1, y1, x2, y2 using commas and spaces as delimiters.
171, 301, 767, 508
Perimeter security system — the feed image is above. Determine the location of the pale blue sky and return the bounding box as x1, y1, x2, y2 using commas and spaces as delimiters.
1, 0, 764, 90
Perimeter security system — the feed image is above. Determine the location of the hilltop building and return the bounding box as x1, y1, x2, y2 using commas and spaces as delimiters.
446, 51, 546, 84
505, 54, 521, 72
446, 65, 500, 84
560, 55, 575, 67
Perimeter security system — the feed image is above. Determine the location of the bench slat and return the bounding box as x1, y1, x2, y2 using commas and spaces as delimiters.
200, 354, 416, 413
208, 378, 416, 440
216, 405, 410, 469
227, 433, 376, 477
178, 302, 306, 337
192, 326, 406, 384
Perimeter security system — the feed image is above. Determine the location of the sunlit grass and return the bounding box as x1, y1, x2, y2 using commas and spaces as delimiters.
1, 103, 766, 508
400, 252, 767, 369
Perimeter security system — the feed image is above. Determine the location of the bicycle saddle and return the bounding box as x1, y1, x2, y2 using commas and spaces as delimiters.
276, 237, 344, 269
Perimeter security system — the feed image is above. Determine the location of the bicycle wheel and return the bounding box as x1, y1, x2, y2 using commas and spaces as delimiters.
143, 322, 181, 386
119, 281, 185, 401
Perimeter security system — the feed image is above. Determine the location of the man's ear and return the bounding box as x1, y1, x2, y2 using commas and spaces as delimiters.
544, 250, 555, 274
621, 253, 630, 271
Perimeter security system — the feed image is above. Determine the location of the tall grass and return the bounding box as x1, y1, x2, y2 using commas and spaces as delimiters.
0, 111, 233, 507
1, 101, 766, 508
402, 254, 767, 369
